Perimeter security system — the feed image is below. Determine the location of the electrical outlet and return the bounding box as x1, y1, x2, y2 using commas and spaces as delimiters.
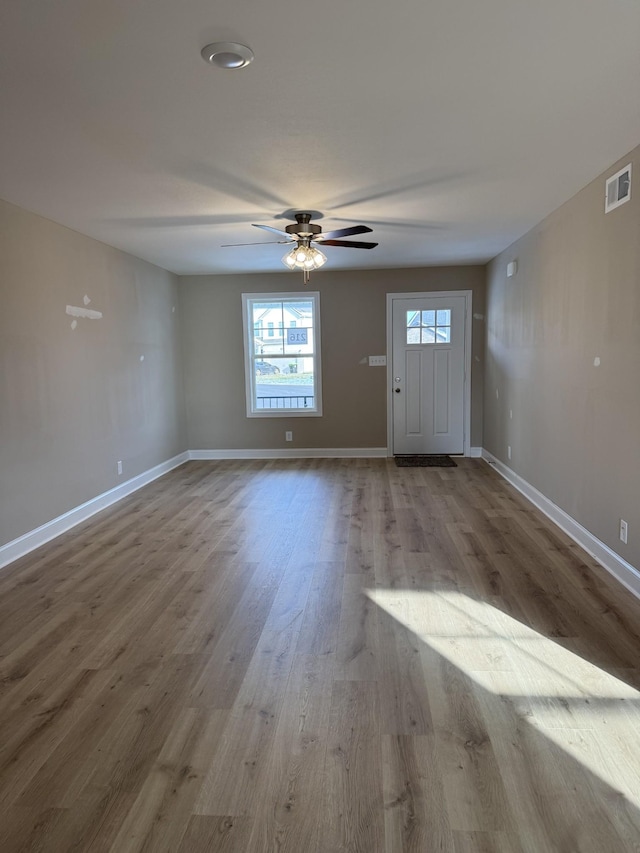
285, 431, 293, 442
496, 388, 499, 399
507, 445, 512, 460
510, 409, 513, 420
619, 519, 628, 544
117, 460, 123, 476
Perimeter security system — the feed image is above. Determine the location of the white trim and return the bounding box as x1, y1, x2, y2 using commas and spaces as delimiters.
0, 452, 189, 570
189, 447, 388, 460
482, 449, 640, 601
469, 446, 483, 458
386, 290, 473, 457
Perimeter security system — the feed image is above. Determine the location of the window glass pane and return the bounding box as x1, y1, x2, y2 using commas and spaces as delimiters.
436, 309, 451, 326
437, 326, 451, 343
422, 310, 436, 326
406, 311, 420, 327
254, 355, 315, 410
407, 328, 420, 344
244, 293, 321, 416
422, 327, 436, 344
253, 301, 286, 355
283, 301, 314, 355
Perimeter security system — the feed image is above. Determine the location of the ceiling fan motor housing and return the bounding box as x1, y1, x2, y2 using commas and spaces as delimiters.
285, 213, 321, 239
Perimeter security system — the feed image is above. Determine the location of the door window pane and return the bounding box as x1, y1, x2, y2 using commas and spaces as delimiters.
406, 305, 453, 345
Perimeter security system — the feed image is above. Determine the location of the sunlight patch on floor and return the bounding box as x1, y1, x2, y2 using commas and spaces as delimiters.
367, 587, 640, 804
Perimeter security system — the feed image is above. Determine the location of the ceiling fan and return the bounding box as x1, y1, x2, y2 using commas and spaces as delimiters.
222, 211, 378, 283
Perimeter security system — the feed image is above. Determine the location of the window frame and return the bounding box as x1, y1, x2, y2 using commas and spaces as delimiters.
241, 291, 323, 418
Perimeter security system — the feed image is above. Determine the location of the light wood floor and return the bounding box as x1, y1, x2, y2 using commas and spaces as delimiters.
1, 459, 639, 852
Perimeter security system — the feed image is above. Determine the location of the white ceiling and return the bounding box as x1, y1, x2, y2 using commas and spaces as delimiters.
1, 0, 639, 275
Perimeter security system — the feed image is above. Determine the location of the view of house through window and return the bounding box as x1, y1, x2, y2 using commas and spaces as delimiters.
242, 292, 322, 416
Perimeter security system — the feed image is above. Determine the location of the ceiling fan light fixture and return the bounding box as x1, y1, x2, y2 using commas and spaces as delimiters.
311, 247, 327, 269
200, 42, 255, 69
282, 244, 327, 273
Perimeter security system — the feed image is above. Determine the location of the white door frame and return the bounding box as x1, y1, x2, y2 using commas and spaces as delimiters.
386, 290, 473, 457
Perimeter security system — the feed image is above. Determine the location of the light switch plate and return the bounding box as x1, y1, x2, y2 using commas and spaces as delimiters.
368, 355, 387, 366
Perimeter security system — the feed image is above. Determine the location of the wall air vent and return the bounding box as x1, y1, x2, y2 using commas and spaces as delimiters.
605, 163, 631, 213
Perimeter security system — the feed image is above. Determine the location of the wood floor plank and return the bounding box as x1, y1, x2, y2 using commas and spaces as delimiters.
474, 668, 639, 853
322, 680, 385, 852
421, 653, 510, 833
375, 605, 433, 735
107, 708, 227, 853
177, 815, 253, 852
244, 653, 334, 852
0, 458, 639, 852
296, 560, 344, 656
188, 564, 283, 709
452, 830, 516, 853
193, 559, 315, 815
382, 734, 454, 853
335, 573, 380, 681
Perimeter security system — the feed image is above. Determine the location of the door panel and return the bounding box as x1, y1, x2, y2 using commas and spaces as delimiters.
433, 348, 451, 435
405, 349, 422, 434
392, 294, 466, 455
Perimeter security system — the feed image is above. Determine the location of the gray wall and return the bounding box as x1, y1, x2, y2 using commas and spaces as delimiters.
0, 198, 187, 548
179, 266, 485, 451
484, 144, 640, 570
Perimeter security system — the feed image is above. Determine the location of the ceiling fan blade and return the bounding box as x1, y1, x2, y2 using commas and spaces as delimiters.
319, 240, 378, 249
252, 223, 293, 239
328, 216, 445, 231
221, 240, 292, 247
316, 224, 373, 241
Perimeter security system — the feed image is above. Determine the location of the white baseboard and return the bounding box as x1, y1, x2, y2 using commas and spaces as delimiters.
0, 451, 190, 571
190, 447, 482, 461
482, 449, 640, 601
189, 447, 389, 460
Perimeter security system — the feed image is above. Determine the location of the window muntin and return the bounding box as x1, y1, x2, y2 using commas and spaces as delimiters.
406, 308, 451, 345
242, 292, 322, 417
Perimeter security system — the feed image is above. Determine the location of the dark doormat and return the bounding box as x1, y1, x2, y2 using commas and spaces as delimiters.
394, 455, 457, 468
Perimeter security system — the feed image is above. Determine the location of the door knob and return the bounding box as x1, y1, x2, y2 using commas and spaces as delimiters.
394, 388, 401, 393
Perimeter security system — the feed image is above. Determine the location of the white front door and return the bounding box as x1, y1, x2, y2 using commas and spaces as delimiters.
391, 293, 467, 455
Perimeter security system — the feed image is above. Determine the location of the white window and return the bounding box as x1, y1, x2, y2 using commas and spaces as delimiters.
242, 292, 322, 417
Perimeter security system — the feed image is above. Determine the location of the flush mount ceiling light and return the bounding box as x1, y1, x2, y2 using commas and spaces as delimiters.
200, 42, 254, 69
